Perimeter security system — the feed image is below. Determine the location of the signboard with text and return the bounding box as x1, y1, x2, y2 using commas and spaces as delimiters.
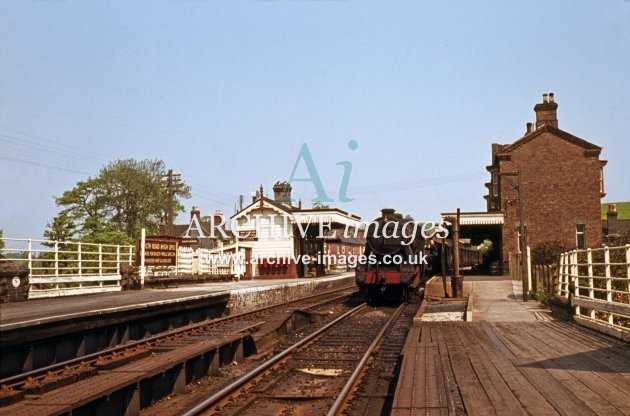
138, 238, 178, 266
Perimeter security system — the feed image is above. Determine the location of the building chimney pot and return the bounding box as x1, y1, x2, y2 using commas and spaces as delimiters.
526, 122, 532, 134
273, 181, 292, 204
607, 204, 618, 221
190, 206, 201, 220
534, 93, 559, 129
549, 92, 554, 103
213, 210, 223, 227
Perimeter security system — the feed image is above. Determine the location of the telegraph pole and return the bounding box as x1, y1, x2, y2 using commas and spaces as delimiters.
162, 169, 181, 236
500, 171, 528, 301
516, 172, 529, 301
451, 208, 463, 298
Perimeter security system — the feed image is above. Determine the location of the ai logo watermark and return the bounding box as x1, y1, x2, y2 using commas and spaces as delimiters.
287, 140, 358, 203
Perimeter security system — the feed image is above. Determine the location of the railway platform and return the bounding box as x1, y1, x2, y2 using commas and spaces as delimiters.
0, 273, 353, 378
393, 275, 630, 415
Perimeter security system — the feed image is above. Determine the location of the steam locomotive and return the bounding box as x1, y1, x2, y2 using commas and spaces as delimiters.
355, 209, 429, 302
355, 208, 482, 302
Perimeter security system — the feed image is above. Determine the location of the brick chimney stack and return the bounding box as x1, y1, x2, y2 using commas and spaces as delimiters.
190, 206, 201, 221
273, 181, 292, 204
607, 204, 618, 220
534, 92, 558, 129
213, 210, 223, 227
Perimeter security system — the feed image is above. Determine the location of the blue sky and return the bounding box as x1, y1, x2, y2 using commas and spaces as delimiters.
1, 1, 629, 239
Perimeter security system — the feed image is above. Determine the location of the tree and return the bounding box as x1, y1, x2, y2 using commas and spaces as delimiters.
44, 212, 77, 242
0, 229, 4, 251
312, 201, 330, 210
48, 159, 190, 244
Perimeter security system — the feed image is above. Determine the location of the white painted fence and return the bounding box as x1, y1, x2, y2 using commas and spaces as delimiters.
1, 237, 134, 298
557, 245, 630, 340
144, 247, 233, 279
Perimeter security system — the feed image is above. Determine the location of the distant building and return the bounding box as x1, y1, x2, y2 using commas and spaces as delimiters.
444, 93, 607, 271
229, 181, 364, 278
603, 204, 630, 237
321, 229, 366, 273
159, 207, 230, 250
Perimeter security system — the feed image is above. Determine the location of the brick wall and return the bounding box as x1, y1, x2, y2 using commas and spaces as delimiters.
499, 132, 603, 263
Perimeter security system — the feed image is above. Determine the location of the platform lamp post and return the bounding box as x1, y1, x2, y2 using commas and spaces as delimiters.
500, 171, 529, 301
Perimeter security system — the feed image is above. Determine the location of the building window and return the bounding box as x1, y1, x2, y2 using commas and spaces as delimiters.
492, 172, 499, 197
576, 224, 586, 249
600, 167, 605, 194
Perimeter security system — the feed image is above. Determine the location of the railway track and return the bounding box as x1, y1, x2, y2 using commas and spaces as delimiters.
181, 302, 408, 416
0, 284, 356, 413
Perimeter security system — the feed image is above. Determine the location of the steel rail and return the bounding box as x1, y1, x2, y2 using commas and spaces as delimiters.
0, 283, 355, 387
181, 302, 369, 416
327, 302, 406, 416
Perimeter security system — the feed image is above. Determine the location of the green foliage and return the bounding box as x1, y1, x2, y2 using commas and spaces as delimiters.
603, 231, 630, 248
312, 202, 330, 210
534, 285, 551, 308
44, 212, 77, 243
0, 229, 4, 251
48, 159, 190, 244
531, 240, 569, 265
476, 239, 494, 259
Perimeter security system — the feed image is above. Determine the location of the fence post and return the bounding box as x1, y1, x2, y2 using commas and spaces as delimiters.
27, 239, 32, 275
98, 244, 103, 277
140, 228, 146, 288
604, 246, 613, 325
561, 253, 565, 297
572, 251, 580, 316
560, 253, 571, 299
78, 242, 83, 277
587, 248, 595, 319
527, 246, 532, 297
54, 241, 59, 277
116, 245, 121, 275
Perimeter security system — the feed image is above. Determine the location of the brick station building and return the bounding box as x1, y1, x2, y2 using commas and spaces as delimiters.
446, 93, 607, 272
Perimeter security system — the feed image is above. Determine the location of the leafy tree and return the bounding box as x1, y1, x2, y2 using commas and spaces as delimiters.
312, 201, 330, 210
0, 229, 4, 251
44, 212, 77, 242
48, 159, 190, 244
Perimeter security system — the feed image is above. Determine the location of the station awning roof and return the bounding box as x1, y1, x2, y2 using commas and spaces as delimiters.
440, 211, 504, 226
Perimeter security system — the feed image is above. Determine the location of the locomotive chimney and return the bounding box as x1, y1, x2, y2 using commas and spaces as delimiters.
381, 208, 396, 221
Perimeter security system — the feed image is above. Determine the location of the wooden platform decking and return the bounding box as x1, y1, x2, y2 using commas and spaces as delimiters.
392, 320, 630, 415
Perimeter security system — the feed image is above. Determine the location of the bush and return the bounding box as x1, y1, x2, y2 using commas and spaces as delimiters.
603, 231, 630, 248
534, 284, 551, 308
531, 240, 569, 265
